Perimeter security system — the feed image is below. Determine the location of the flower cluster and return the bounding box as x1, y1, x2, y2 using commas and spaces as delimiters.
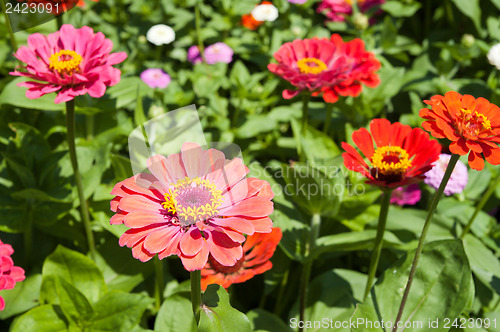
241, 1, 279, 30
268, 34, 381, 103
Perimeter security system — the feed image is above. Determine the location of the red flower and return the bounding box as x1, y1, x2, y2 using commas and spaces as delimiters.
420, 91, 500, 170
0, 240, 26, 311
201, 228, 282, 291
241, 13, 263, 30
267, 34, 380, 103
342, 119, 441, 188
110, 143, 274, 271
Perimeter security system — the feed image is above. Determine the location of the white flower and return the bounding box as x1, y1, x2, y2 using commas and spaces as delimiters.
146, 24, 175, 46
252, 3, 279, 22
487, 43, 500, 70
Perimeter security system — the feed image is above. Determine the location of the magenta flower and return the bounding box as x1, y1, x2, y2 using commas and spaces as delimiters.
205, 43, 234, 65
187, 45, 203, 64
140, 69, 171, 89
10, 24, 127, 104
317, 0, 385, 22
390, 184, 422, 206
288, 0, 308, 3
110, 143, 274, 271
424, 154, 469, 196
0, 240, 25, 311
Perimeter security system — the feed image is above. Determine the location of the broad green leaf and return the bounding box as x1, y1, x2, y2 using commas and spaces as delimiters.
381, 1, 421, 17
54, 277, 94, 326
0, 77, 65, 111
235, 115, 278, 139
464, 168, 491, 200
40, 245, 106, 305
450, 0, 482, 35
246, 309, 292, 332
154, 293, 197, 332
353, 239, 472, 332
0, 273, 42, 319
463, 234, 500, 295
282, 162, 342, 217
198, 284, 252, 332
311, 230, 406, 260
11, 305, 68, 332
289, 269, 367, 332
90, 291, 154, 332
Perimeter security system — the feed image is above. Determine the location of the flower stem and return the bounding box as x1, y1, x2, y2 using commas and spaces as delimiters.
190, 270, 202, 324
323, 103, 333, 134
299, 213, 321, 332
153, 256, 164, 311
392, 154, 459, 332
1, 0, 18, 51
461, 172, 500, 238
363, 189, 393, 300
301, 93, 310, 134
56, 14, 63, 30
194, 4, 206, 64
65, 100, 96, 261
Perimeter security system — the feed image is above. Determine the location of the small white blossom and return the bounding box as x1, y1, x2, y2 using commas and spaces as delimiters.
487, 43, 500, 70
252, 4, 279, 22
146, 24, 175, 46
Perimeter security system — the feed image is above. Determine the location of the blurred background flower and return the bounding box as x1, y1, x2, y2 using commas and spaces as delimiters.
424, 154, 469, 196
140, 68, 171, 89
146, 24, 175, 46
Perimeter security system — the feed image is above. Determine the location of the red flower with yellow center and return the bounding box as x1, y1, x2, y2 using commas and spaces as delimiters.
342, 119, 441, 188
420, 91, 500, 170
201, 228, 282, 291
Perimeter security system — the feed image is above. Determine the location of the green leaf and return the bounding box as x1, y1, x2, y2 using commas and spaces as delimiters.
0, 77, 65, 111
246, 309, 292, 332
464, 168, 491, 200
54, 277, 94, 326
40, 245, 106, 305
235, 115, 278, 139
90, 291, 154, 332
154, 293, 197, 332
11, 305, 68, 332
353, 239, 472, 332
381, 1, 421, 17
281, 162, 342, 217
198, 284, 252, 332
0, 273, 42, 320
312, 230, 406, 260
463, 234, 500, 295
450, 0, 482, 34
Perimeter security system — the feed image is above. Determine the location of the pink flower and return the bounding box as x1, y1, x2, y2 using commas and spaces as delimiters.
0, 240, 26, 311
10, 24, 127, 104
140, 68, 171, 89
424, 154, 469, 196
317, 0, 385, 22
205, 43, 234, 65
268, 34, 380, 103
390, 184, 421, 206
187, 46, 203, 64
110, 143, 274, 271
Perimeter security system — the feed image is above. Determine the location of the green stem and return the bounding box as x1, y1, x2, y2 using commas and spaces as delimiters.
1, 0, 18, 51
461, 173, 500, 238
299, 214, 321, 332
56, 15, 63, 29
190, 270, 202, 324
274, 269, 289, 316
65, 100, 96, 261
24, 202, 33, 267
153, 257, 164, 311
301, 93, 310, 134
323, 103, 333, 134
392, 154, 459, 332
363, 189, 393, 300
194, 4, 206, 64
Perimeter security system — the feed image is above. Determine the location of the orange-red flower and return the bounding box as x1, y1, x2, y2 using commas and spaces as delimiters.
342, 119, 441, 188
201, 227, 282, 291
420, 91, 500, 170
241, 13, 264, 30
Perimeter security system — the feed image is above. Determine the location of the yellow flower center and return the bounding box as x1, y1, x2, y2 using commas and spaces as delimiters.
49, 50, 83, 76
458, 108, 491, 136
346, 0, 366, 5
297, 57, 328, 75
162, 177, 223, 226
371, 146, 412, 175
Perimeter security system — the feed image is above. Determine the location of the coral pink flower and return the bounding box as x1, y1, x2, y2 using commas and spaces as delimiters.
110, 143, 274, 271
0, 240, 26, 311
201, 227, 282, 291
268, 34, 380, 103
390, 184, 421, 206
10, 24, 127, 104
317, 0, 385, 23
